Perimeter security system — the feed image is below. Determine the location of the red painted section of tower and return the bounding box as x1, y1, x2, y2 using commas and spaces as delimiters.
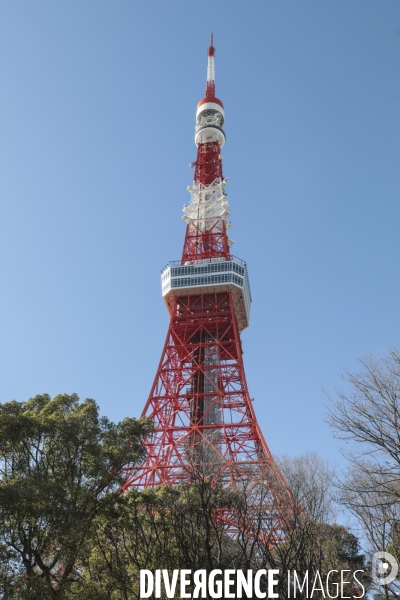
122, 37, 288, 499
194, 141, 223, 186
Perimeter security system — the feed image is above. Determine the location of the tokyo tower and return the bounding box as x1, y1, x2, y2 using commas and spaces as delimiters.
123, 36, 286, 492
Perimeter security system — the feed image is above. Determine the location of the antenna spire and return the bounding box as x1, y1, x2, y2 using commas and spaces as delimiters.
206, 32, 215, 99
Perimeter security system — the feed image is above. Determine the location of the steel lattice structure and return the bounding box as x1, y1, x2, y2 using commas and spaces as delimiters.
122, 36, 288, 498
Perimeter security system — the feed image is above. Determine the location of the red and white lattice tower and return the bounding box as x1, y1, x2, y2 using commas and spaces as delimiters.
123, 36, 287, 493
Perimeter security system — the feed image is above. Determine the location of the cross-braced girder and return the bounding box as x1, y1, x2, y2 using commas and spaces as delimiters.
122, 292, 283, 492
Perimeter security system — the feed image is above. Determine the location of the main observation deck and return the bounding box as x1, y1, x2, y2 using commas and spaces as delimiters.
161, 256, 252, 331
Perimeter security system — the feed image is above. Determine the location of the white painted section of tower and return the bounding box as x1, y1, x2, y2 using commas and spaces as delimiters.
161, 256, 252, 331
207, 54, 215, 85
195, 126, 225, 148
196, 102, 225, 120
183, 178, 230, 232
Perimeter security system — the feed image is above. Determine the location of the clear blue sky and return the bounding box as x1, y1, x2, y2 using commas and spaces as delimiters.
0, 1, 399, 466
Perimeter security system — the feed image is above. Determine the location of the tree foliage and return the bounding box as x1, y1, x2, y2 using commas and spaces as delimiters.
0, 393, 152, 599
0, 392, 366, 599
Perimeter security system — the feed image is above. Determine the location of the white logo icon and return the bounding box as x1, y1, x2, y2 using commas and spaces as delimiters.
372, 551, 398, 586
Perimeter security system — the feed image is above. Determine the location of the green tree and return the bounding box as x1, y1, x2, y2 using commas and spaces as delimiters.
81, 477, 239, 599
0, 393, 151, 599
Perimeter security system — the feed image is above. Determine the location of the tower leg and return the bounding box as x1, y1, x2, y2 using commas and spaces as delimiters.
123, 291, 283, 491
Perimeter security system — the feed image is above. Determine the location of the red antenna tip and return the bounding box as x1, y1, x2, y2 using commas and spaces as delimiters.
208, 32, 215, 57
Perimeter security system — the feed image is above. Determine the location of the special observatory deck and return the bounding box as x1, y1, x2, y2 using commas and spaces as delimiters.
161, 256, 251, 330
